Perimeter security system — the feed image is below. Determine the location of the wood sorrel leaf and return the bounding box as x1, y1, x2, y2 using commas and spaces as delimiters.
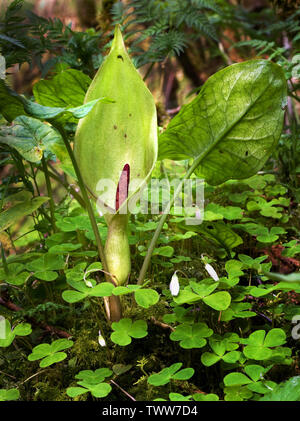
159, 59, 287, 185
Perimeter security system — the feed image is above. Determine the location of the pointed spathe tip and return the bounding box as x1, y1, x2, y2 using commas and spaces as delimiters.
112, 24, 126, 52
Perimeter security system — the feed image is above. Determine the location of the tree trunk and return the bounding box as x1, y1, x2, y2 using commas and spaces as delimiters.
75, 0, 98, 29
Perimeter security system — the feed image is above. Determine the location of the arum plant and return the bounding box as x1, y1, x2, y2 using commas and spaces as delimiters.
74, 25, 157, 320
71, 35, 287, 320
0, 27, 287, 325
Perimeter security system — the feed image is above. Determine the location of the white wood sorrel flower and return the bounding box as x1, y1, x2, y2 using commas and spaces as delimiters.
98, 329, 106, 347
204, 263, 219, 281
169, 271, 180, 296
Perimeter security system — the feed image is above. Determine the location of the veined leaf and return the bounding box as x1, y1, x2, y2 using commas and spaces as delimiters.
0, 197, 49, 232
0, 79, 27, 122
0, 115, 63, 163
159, 60, 286, 185
0, 73, 111, 125
0, 115, 75, 177
33, 69, 91, 109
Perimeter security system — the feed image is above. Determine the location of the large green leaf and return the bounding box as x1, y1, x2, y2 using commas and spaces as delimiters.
33, 69, 91, 109
0, 196, 49, 232
0, 115, 75, 177
259, 376, 300, 401
0, 71, 109, 126
180, 221, 243, 254
159, 60, 286, 185
0, 79, 26, 122
0, 115, 63, 163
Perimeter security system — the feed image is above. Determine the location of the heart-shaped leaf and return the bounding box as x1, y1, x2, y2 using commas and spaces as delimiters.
159, 60, 286, 185
110, 318, 148, 346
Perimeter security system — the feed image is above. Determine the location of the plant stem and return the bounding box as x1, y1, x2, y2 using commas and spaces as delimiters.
40, 166, 86, 208
55, 125, 107, 266
41, 156, 57, 233
0, 243, 9, 275
143, 62, 155, 81
53, 124, 122, 321
29, 163, 41, 196
138, 157, 201, 284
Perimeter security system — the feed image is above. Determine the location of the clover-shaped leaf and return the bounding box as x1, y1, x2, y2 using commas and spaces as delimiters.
205, 203, 243, 221
163, 306, 195, 325
225, 260, 244, 279
110, 318, 148, 346
203, 291, 231, 311
154, 393, 192, 401
173, 279, 218, 305
67, 367, 113, 399
62, 279, 114, 303
26, 253, 65, 281
173, 279, 231, 311
212, 333, 241, 351
148, 362, 194, 386
0, 319, 32, 348
193, 393, 219, 401
189, 279, 219, 298
170, 322, 213, 349
134, 288, 159, 308
0, 388, 20, 401
242, 329, 286, 360
224, 365, 275, 395
67, 382, 112, 399
28, 338, 73, 367
110, 284, 160, 309
48, 243, 82, 255
220, 302, 257, 321
75, 368, 112, 384
224, 385, 253, 401
235, 223, 286, 243
201, 337, 240, 366
0, 263, 30, 286
238, 254, 268, 270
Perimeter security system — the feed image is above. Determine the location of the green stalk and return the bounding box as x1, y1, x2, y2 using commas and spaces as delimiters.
104, 214, 131, 285
40, 166, 86, 209
54, 124, 122, 321
41, 156, 57, 233
0, 243, 9, 276
138, 157, 202, 285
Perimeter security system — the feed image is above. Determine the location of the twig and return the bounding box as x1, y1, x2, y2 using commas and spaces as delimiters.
41, 156, 57, 232
19, 370, 48, 385
110, 379, 136, 401
0, 370, 16, 380
150, 316, 174, 332
0, 295, 71, 338
138, 155, 203, 284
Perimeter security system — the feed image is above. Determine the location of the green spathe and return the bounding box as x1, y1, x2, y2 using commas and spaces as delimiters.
74, 25, 157, 208
74, 25, 157, 285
